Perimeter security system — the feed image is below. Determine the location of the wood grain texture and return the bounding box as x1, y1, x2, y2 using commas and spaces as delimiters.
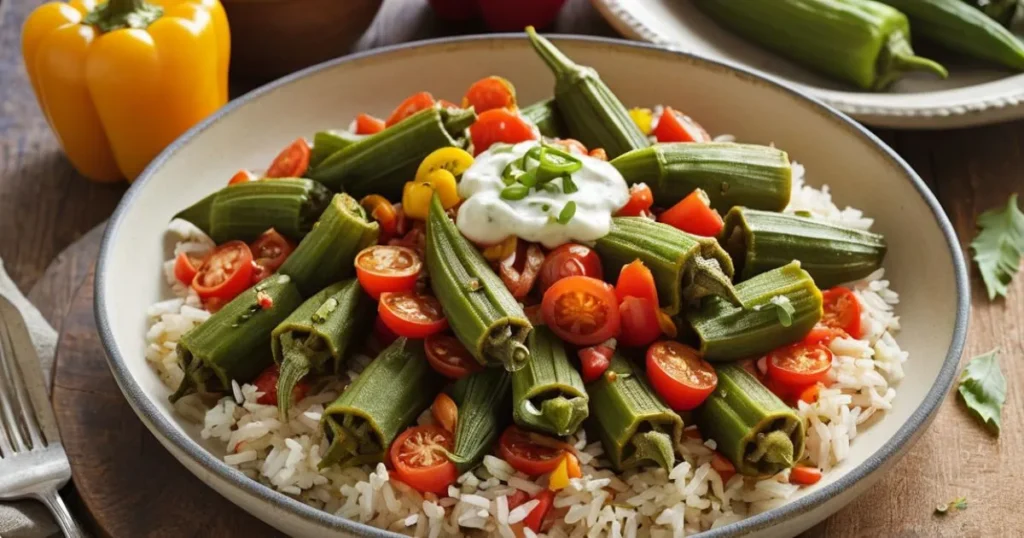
5, 0, 1023, 536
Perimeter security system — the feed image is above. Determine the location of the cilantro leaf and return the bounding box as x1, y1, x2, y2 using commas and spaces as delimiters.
957, 349, 1006, 435
971, 194, 1024, 300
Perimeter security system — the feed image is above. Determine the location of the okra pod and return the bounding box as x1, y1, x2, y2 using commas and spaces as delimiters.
426, 194, 533, 371
611, 143, 793, 212
526, 27, 650, 159
962, 0, 1018, 26
173, 179, 332, 243
309, 106, 476, 200
722, 207, 887, 288
879, 0, 1024, 71
694, 364, 805, 476
587, 353, 683, 471
309, 130, 366, 169
320, 338, 444, 468
696, 0, 947, 90
511, 327, 589, 437
686, 261, 823, 361
271, 280, 374, 417
594, 217, 741, 316
448, 368, 512, 473
278, 193, 379, 297
170, 275, 303, 402
521, 98, 567, 139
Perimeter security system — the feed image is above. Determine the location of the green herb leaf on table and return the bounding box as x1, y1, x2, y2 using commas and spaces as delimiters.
957, 349, 1006, 435
971, 194, 1024, 300
935, 496, 968, 515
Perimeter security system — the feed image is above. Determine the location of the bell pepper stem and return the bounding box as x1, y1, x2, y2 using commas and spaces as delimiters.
874, 32, 948, 90
84, 0, 164, 32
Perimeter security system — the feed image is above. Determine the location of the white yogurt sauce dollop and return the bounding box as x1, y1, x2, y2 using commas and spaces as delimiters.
456, 141, 629, 248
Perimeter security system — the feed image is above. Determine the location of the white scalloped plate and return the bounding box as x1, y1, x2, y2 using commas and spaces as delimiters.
592, 0, 1024, 129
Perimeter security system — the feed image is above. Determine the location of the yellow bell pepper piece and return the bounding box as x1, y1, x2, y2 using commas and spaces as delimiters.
402, 169, 460, 220
22, 0, 230, 182
415, 147, 475, 183
548, 456, 571, 491
481, 236, 517, 262
629, 107, 654, 136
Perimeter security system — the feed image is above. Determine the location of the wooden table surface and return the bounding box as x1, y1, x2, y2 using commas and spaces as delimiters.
2, 0, 1022, 536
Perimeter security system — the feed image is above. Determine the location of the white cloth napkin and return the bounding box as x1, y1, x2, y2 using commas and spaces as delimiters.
0, 258, 61, 538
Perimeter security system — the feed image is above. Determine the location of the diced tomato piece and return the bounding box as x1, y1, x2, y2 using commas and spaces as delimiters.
653, 107, 711, 143
659, 189, 724, 237
253, 365, 309, 406
790, 466, 823, 486
522, 490, 555, 532
616, 183, 654, 217
228, 169, 256, 186
265, 138, 311, 178
821, 287, 863, 339
711, 452, 736, 484
386, 92, 436, 127
354, 113, 386, 135
463, 76, 516, 113
578, 344, 614, 383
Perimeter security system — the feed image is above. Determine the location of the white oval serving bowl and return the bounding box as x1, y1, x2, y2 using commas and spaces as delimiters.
95, 35, 969, 537
592, 0, 1024, 129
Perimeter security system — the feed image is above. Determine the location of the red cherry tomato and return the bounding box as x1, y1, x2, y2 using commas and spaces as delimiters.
173, 252, 203, 285
803, 324, 849, 346
378, 291, 448, 339
253, 365, 309, 406
821, 287, 863, 339
658, 189, 724, 237
767, 342, 833, 389
614, 259, 658, 306
227, 169, 256, 186
578, 344, 614, 383
389, 425, 458, 495
463, 76, 516, 113
616, 183, 654, 217
538, 243, 603, 294
497, 426, 567, 476
191, 241, 254, 302
427, 0, 479, 21
386, 92, 436, 127
354, 113, 386, 135
541, 276, 621, 347
618, 297, 661, 348
523, 489, 555, 533
646, 341, 718, 411
249, 229, 295, 283
499, 242, 545, 299
477, 0, 568, 32
354, 245, 422, 300
653, 107, 711, 143
360, 195, 400, 243
469, 109, 539, 155
424, 334, 482, 380
265, 138, 311, 178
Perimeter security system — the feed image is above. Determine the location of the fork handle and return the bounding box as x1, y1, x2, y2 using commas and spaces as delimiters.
34, 489, 86, 538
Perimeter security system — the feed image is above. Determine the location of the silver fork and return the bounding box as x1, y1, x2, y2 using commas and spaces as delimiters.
0, 295, 84, 538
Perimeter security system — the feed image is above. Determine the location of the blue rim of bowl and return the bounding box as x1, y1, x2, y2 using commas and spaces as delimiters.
95, 33, 969, 537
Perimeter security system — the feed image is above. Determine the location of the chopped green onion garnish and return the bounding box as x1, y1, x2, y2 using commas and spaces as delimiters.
557, 202, 577, 224
501, 184, 530, 200
562, 175, 579, 194
542, 204, 551, 212
541, 182, 560, 194
519, 170, 538, 188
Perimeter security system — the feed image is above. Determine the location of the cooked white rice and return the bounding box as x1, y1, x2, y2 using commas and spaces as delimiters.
146, 162, 906, 536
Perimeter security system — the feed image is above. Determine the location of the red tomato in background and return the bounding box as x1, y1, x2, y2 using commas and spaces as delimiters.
477, 0, 568, 31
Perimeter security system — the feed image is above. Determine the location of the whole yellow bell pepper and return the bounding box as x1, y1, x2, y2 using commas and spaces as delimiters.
22, 0, 230, 182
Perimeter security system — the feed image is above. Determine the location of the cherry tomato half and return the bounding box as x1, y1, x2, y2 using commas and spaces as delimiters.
789, 466, 823, 486
250, 229, 295, 283
354, 113, 386, 135
386, 92, 436, 127
653, 107, 711, 143
265, 138, 311, 178
463, 76, 516, 113
821, 287, 863, 339
253, 364, 309, 406
227, 169, 256, 186
541, 276, 621, 347
469, 109, 538, 155
658, 189, 724, 237
389, 425, 458, 495
803, 324, 848, 346
616, 183, 654, 217
173, 251, 203, 285
191, 241, 254, 302
424, 334, 482, 380
355, 245, 422, 299
538, 243, 603, 295
618, 297, 661, 348
646, 341, 718, 411
499, 242, 545, 299
497, 426, 566, 476
378, 291, 448, 339
766, 342, 833, 389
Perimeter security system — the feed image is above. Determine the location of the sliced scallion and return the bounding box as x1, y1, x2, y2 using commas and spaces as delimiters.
557, 202, 577, 224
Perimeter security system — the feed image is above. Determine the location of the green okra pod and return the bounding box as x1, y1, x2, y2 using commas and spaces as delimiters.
525, 27, 650, 159
594, 217, 741, 316
271, 280, 375, 417
587, 353, 683, 471
696, 0, 947, 90
695, 364, 806, 476
426, 194, 533, 371
170, 275, 303, 402
686, 261, 823, 361
173, 179, 332, 243
611, 143, 793, 212
278, 193, 379, 297
521, 98, 568, 139
309, 130, 367, 169
320, 338, 444, 468
309, 105, 476, 200
448, 368, 512, 473
722, 207, 887, 288
511, 327, 589, 437
962, 0, 1019, 26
